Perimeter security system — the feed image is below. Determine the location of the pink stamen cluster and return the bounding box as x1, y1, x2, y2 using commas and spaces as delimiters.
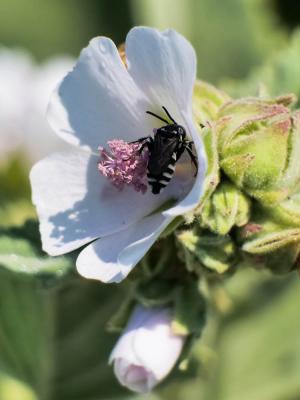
98, 139, 149, 193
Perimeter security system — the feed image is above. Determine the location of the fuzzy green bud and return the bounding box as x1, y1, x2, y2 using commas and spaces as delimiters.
198, 181, 251, 235
177, 229, 239, 275
237, 203, 300, 274
217, 98, 300, 205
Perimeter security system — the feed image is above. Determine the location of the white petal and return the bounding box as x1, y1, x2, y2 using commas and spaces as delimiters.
47, 36, 151, 152
76, 213, 172, 283
133, 308, 184, 382
110, 305, 184, 393
30, 150, 172, 256
163, 111, 207, 216
126, 27, 196, 121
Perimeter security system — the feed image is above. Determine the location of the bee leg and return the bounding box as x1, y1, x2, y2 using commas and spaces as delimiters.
184, 142, 198, 176
130, 136, 153, 154
129, 136, 151, 144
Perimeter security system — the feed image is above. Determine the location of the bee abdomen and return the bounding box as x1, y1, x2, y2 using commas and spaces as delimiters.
147, 164, 175, 194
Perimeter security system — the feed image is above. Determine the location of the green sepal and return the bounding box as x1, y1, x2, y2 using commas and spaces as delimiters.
172, 281, 206, 336
198, 181, 251, 235
106, 294, 135, 333
177, 229, 239, 275
134, 278, 177, 308
262, 244, 300, 274
193, 80, 231, 124
161, 216, 184, 238
192, 126, 220, 218
265, 190, 300, 227
238, 204, 300, 274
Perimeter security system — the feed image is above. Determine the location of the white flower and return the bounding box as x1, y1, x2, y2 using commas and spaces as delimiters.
110, 305, 185, 393
0, 47, 74, 163
30, 27, 207, 283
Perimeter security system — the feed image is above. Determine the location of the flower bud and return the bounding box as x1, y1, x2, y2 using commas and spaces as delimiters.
177, 228, 239, 275
109, 305, 185, 393
237, 203, 300, 274
198, 180, 251, 235
217, 98, 300, 205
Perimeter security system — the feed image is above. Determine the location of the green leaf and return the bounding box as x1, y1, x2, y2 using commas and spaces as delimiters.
211, 275, 300, 400
0, 372, 36, 400
0, 267, 128, 400
0, 221, 72, 281
0, 221, 128, 399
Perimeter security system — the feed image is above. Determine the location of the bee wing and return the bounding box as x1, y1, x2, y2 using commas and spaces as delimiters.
148, 136, 179, 175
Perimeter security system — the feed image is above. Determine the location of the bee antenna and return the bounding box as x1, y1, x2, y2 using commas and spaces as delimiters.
162, 106, 177, 124
146, 111, 169, 124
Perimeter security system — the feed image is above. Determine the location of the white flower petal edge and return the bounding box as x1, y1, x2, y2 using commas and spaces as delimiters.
110, 305, 185, 393
30, 148, 171, 256
76, 213, 172, 283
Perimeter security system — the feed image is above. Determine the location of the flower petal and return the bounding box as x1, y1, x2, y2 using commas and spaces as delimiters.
133, 308, 184, 381
110, 305, 184, 393
47, 36, 151, 152
76, 213, 172, 283
126, 27, 196, 121
30, 150, 171, 256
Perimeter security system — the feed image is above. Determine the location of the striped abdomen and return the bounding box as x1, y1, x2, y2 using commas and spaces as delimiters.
147, 152, 177, 194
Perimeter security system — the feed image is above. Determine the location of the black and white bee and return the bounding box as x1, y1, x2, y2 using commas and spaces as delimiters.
133, 106, 198, 194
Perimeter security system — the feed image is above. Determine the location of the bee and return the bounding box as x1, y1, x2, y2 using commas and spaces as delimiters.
133, 106, 198, 194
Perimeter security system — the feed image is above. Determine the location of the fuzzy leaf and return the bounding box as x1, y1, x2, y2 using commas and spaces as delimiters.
0, 221, 72, 281
0, 222, 127, 399
0, 269, 127, 400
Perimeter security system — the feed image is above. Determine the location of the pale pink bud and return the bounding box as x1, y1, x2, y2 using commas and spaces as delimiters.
109, 305, 185, 393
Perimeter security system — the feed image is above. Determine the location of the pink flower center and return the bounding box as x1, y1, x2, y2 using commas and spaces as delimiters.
98, 139, 149, 193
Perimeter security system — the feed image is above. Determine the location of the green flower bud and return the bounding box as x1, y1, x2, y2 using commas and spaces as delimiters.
198, 180, 251, 235
193, 80, 231, 124
237, 203, 300, 274
262, 182, 300, 228
217, 98, 300, 205
177, 229, 240, 275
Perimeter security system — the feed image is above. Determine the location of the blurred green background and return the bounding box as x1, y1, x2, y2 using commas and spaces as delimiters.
1, 0, 300, 399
